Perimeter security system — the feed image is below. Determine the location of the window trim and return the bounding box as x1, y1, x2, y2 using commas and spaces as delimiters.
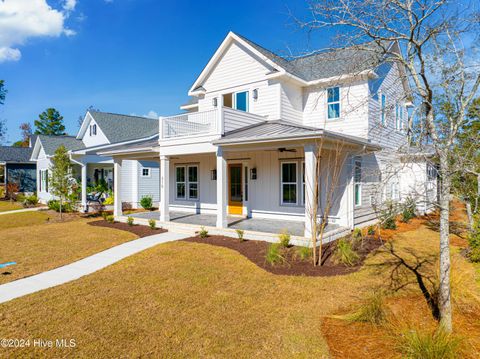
175, 164, 199, 201
141, 168, 151, 177
354, 157, 362, 207
327, 86, 341, 120
234, 90, 249, 112
280, 161, 298, 206
380, 93, 387, 126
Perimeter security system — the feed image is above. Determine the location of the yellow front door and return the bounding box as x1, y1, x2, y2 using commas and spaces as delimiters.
228, 164, 243, 215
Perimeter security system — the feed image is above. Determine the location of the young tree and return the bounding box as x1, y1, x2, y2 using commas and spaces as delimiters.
34, 108, 66, 135
298, 0, 480, 332
0, 80, 7, 145
49, 145, 73, 219
12, 123, 33, 147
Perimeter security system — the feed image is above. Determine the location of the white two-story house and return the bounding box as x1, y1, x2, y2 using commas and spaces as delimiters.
100, 32, 437, 240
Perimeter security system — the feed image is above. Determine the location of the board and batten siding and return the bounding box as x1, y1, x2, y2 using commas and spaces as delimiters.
303, 80, 370, 138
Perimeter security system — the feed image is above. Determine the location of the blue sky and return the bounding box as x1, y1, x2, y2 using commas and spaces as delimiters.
0, 0, 330, 144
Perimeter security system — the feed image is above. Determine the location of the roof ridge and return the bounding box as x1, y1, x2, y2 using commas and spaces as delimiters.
90, 110, 158, 121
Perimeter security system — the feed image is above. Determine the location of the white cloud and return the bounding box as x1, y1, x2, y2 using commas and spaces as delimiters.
144, 110, 159, 119
0, 0, 77, 63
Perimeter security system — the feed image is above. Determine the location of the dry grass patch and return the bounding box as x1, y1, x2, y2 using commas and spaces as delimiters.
0, 217, 137, 284
0, 200, 23, 212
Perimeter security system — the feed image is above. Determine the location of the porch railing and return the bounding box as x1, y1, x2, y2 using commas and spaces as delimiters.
161, 109, 218, 139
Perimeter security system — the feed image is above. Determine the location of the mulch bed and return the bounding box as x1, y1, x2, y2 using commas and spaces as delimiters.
183, 235, 383, 277
88, 220, 167, 238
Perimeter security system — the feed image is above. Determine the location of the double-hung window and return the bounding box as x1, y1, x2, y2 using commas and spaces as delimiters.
40, 170, 49, 193
142, 168, 151, 177
235, 91, 249, 112
354, 157, 362, 206
381, 94, 386, 126
176, 165, 199, 200
281, 162, 297, 205
327, 87, 340, 120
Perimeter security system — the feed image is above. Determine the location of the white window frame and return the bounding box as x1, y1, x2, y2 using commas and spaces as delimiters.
280, 161, 298, 206
234, 90, 249, 112
380, 93, 387, 126
40, 169, 49, 193
327, 86, 341, 120
354, 157, 362, 207
187, 165, 199, 200
391, 182, 400, 201
175, 164, 199, 201
141, 168, 151, 177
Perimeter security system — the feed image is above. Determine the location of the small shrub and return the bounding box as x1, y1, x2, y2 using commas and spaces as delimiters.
16, 193, 25, 203
199, 226, 208, 238
101, 211, 109, 220
401, 197, 417, 223
265, 243, 285, 265
103, 197, 114, 205
380, 201, 398, 230
352, 227, 362, 239
278, 230, 291, 247
106, 215, 114, 223
127, 216, 134, 226
342, 291, 386, 324
334, 238, 359, 266
367, 225, 376, 236
397, 327, 463, 359
148, 219, 156, 230
296, 246, 311, 261
235, 229, 245, 241
22, 194, 38, 208
140, 195, 153, 210
47, 200, 74, 213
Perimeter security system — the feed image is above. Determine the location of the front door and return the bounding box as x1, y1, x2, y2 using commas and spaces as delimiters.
228, 164, 243, 215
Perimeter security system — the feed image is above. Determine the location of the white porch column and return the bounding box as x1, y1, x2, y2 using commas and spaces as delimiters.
216, 147, 228, 228
113, 158, 123, 217
81, 164, 87, 212
304, 144, 318, 238
160, 155, 170, 222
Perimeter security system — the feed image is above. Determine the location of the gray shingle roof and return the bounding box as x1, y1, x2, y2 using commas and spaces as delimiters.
0, 146, 34, 163
98, 135, 159, 155
88, 111, 159, 144
236, 33, 385, 81
38, 135, 85, 156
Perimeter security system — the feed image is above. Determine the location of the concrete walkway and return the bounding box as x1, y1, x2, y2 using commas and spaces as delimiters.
0, 231, 187, 304
0, 206, 46, 216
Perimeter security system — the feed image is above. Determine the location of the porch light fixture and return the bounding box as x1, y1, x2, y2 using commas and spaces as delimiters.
212, 97, 218, 108
250, 168, 257, 180
211, 169, 217, 180
252, 88, 258, 101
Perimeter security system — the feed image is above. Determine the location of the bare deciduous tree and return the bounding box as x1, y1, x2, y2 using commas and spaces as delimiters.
296, 0, 480, 332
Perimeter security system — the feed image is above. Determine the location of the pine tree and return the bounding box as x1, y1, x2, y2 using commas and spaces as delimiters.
34, 108, 66, 135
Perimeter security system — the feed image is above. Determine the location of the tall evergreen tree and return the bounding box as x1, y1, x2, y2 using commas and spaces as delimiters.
34, 108, 66, 135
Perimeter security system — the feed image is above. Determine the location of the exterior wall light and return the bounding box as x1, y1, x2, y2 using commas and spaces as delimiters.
250, 168, 257, 180
212, 97, 218, 107
252, 89, 258, 101
211, 169, 217, 180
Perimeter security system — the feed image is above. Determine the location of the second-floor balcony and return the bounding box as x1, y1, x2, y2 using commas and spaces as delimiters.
160, 107, 266, 140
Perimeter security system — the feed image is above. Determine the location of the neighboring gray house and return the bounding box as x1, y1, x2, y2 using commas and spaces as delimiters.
0, 139, 37, 196
30, 111, 160, 209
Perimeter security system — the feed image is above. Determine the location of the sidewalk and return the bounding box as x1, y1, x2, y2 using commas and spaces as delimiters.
0, 231, 187, 304
0, 207, 46, 216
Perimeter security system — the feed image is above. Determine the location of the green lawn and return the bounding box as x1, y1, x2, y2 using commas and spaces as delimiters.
0, 200, 23, 212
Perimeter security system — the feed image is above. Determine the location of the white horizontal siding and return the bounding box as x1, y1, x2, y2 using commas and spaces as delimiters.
223, 107, 266, 133
280, 81, 303, 124
303, 80, 369, 138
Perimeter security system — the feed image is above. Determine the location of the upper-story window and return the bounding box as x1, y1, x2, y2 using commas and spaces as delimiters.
90, 124, 97, 136
395, 103, 405, 131
327, 87, 340, 120
222, 91, 249, 112
381, 94, 386, 126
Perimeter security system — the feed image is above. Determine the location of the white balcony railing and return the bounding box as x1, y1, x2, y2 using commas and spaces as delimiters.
160, 107, 266, 140
161, 109, 218, 139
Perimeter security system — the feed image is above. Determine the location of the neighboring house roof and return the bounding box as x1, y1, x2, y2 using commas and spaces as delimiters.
98, 135, 160, 156
0, 146, 35, 163
37, 135, 85, 156
86, 111, 159, 144
213, 120, 380, 150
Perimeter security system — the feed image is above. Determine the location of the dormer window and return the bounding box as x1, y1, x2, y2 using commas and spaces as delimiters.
327, 87, 340, 120
90, 124, 97, 136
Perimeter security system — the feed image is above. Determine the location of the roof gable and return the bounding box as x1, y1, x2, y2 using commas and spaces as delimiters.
31, 135, 85, 159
